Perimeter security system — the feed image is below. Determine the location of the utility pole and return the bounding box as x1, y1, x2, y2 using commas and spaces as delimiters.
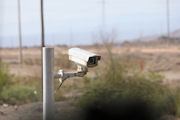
17, 0, 23, 64
166, 0, 170, 37
41, 1, 55, 120
102, 0, 106, 30
69, 30, 73, 47
41, 0, 45, 47
101, 0, 106, 42
40, 0, 45, 105
41, 0, 45, 99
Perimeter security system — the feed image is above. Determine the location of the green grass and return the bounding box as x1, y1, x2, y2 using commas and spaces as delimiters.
0, 59, 11, 92
0, 59, 41, 105
0, 85, 39, 105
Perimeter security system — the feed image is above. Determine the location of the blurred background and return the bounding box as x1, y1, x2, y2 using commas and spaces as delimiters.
0, 0, 180, 120
0, 0, 180, 47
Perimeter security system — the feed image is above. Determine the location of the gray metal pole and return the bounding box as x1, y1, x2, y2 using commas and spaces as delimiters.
43, 47, 55, 120
17, 0, 23, 64
40, 0, 45, 103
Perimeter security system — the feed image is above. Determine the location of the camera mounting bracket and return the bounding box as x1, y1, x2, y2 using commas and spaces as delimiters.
54, 65, 88, 89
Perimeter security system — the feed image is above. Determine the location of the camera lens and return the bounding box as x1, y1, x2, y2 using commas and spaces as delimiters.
88, 57, 96, 65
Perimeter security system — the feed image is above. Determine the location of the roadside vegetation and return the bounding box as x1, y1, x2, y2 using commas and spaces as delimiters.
1, 42, 180, 119
77, 40, 179, 119
0, 59, 40, 104
78, 56, 177, 119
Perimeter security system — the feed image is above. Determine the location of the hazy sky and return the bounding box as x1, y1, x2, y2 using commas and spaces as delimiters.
0, 0, 180, 47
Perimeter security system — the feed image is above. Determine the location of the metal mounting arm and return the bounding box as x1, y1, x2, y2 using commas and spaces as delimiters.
54, 65, 88, 89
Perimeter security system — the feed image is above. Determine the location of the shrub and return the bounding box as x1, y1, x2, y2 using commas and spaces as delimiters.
173, 87, 180, 117
0, 59, 40, 105
0, 86, 39, 105
0, 59, 11, 92
78, 57, 176, 120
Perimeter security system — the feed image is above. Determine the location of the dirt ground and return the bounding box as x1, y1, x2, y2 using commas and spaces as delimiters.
1, 46, 180, 78
0, 101, 82, 120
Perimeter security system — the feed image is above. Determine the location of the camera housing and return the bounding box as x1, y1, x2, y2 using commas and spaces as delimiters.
55, 47, 101, 89
68, 48, 101, 67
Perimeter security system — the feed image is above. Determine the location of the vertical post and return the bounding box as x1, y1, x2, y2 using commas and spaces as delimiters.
41, 0, 45, 47
70, 30, 73, 47
17, 0, 23, 64
43, 47, 55, 120
102, 0, 106, 29
40, 0, 45, 103
101, 0, 106, 42
166, 0, 170, 37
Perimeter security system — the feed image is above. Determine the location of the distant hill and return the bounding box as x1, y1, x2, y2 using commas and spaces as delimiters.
171, 29, 180, 38
121, 29, 180, 47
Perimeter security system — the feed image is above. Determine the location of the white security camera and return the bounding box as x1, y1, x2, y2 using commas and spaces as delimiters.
55, 48, 101, 89
68, 48, 101, 68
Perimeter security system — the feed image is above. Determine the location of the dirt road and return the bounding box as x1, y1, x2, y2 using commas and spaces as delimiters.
0, 101, 82, 120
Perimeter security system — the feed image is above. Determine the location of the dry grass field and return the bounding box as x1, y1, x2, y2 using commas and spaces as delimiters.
1, 43, 180, 82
